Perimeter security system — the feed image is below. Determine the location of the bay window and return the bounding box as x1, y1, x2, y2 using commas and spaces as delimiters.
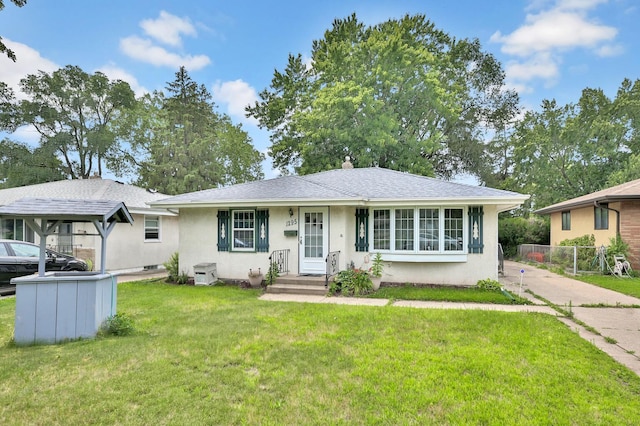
372, 207, 465, 254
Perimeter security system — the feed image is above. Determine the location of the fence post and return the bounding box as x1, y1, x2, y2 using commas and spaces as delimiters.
573, 246, 577, 276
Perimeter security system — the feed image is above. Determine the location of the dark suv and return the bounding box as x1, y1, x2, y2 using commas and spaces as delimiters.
0, 239, 88, 287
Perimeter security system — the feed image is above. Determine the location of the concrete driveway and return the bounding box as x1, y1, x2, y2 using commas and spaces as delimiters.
500, 260, 640, 375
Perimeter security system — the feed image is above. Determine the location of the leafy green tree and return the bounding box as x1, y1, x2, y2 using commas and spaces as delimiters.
247, 13, 518, 177
0, 0, 27, 62
134, 67, 264, 194
2, 65, 136, 179
0, 138, 65, 188
507, 87, 630, 211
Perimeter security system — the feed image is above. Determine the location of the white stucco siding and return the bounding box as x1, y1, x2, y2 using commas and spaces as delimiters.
71, 213, 179, 272
178, 207, 300, 279
178, 204, 500, 285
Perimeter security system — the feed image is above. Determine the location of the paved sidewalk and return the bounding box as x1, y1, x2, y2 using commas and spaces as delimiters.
500, 260, 640, 375
259, 293, 555, 314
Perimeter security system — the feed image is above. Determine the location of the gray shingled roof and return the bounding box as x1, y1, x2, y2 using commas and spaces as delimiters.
0, 178, 170, 213
536, 178, 640, 214
0, 198, 133, 223
151, 167, 528, 209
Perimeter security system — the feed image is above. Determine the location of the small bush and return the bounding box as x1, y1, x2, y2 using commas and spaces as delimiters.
163, 252, 180, 282
266, 261, 279, 285
100, 313, 135, 336
477, 278, 502, 292
606, 236, 629, 270
330, 269, 373, 296
176, 271, 189, 285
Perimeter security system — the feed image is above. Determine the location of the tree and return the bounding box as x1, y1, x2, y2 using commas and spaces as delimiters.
134, 67, 264, 194
2, 65, 136, 179
507, 85, 631, 211
247, 13, 518, 177
0, 138, 65, 188
0, 0, 27, 62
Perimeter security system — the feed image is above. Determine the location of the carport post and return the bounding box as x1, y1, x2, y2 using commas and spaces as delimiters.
23, 217, 61, 277
92, 219, 117, 274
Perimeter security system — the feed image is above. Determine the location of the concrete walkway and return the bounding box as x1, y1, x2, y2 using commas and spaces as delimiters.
499, 260, 640, 376
260, 262, 640, 376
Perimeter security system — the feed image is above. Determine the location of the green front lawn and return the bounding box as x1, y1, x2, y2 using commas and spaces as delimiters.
368, 285, 527, 304
575, 274, 640, 300
1, 281, 639, 424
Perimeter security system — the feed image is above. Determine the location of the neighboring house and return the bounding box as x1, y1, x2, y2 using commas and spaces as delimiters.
535, 178, 640, 269
0, 177, 179, 273
150, 164, 528, 286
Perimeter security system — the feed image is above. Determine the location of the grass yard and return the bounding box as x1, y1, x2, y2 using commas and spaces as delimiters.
574, 274, 640, 300
1, 280, 639, 425
368, 285, 527, 304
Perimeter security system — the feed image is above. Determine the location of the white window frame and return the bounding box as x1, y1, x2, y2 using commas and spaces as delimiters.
232, 209, 256, 252
370, 206, 467, 262
144, 215, 161, 242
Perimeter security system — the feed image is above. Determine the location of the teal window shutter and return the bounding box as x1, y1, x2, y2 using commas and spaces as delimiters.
355, 208, 369, 252
256, 209, 269, 252
217, 210, 230, 252
468, 206, 484, 254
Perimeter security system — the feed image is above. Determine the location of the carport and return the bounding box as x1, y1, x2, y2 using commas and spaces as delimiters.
0, 198, 133, 344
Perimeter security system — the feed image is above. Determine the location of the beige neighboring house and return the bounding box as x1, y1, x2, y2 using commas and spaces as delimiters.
150, 165, 528, 286
0, 177, 179, 273
535, 178, 640, 269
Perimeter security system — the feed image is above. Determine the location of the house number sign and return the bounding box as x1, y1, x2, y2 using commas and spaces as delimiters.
285, 218, 298, 227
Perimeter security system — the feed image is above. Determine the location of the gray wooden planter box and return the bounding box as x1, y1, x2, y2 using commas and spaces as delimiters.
13, 272, 117, 345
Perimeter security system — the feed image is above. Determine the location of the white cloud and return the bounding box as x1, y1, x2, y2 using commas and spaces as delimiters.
491, 0, 618, 92
490, 9, 617, 56
556, 0, 608, 11
96, 63, 149, 97
120, 35, 210, 70
595, 44, 624, 57
140, 10, 196, 47
212, 79, 259, 125
0, 39, 58, 98
504, 53, 560, 81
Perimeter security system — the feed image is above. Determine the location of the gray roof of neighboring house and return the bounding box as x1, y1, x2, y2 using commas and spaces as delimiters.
0, 178, 174, 215
536, 178, 640, 215
0, 198, 134, 224
151, 167, 528, 211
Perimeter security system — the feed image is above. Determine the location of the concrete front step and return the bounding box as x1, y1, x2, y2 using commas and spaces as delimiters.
266, 283, 329, 296
265, 275, 329, 296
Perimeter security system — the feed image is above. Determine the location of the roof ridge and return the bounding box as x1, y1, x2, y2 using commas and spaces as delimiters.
294, 174, 364, 199
90, 179, 113, 200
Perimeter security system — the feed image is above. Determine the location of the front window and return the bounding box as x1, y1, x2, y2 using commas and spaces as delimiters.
395, 209, 414, 251
233, 210, 255, 251
373, 209, 391, 250
420, 208, 439, 251
562, 211, 571, 230
372, 207, 465, 253
444, 209, 464, 251
145, 216, 160, 241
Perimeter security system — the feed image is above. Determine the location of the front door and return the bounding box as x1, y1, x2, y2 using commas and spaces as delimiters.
299, 207, 328, 275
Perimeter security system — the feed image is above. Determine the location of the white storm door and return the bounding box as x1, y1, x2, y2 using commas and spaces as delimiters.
299, 208, 328, 274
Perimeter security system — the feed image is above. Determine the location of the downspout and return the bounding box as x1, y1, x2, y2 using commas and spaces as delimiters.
594, 201, 620, 240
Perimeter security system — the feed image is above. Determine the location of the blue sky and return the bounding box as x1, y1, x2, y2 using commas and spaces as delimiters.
1, 0, 638, 180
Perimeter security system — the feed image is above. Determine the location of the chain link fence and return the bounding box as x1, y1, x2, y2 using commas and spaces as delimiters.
517, 244, 602, 275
